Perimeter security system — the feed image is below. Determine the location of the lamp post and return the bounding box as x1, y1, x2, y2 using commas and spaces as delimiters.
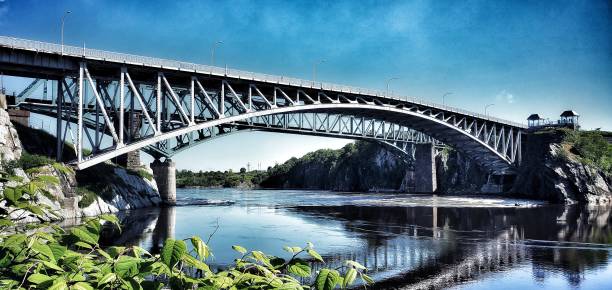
386, 77, 399, 98
485, 103, 495, 116
61, 11, 71, 55
210, 40, 223, 66
312, 59, 326, 83
442, 92, 452, 105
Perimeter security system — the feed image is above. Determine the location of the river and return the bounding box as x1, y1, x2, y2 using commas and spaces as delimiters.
86, 189, 612, 289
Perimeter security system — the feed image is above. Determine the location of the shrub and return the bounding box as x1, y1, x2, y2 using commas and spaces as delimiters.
76, 186, 98, 208
17, 151, 54, 169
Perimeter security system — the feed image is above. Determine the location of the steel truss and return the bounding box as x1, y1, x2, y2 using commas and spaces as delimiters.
1, 37, 525, 173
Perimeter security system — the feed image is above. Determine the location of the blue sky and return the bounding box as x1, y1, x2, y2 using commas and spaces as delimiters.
0, 0, 610, 170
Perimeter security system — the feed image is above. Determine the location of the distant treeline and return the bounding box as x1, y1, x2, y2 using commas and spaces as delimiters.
176, 141, 408, 191
176, 168, 269, 188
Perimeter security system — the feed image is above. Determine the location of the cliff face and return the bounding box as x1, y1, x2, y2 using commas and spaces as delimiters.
510, 130, 611, 204
0, 108, 161, 222
261, 141, 487, 193
436, 149, 488, 194
261, 142, 408, 192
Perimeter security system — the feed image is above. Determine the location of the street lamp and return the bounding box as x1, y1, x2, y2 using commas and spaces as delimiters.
485, 103, 495, 115
386, 77, 399, 98
211, 40, 223, 66
61, 11, 71, 55
312, 59, 326, 83
442, 92, 452, 105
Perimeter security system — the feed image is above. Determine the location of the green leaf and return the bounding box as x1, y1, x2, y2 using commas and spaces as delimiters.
315, 269, 341, 290
70, 282, 94, 290
114, 256, 140, 278
70, 227, 98, 245
48, 277, 68, 290
307, 249, 324, 262
0, 219, 14, 227
3, 188, 22, 204
74, 241, 93, 250
342, 268, 357, 288
96, 249, 112, 260
98, 273, 116, 285
99, 214, 121, 229
27, 273, 53, 284
287, 259, 311, 277
251, 250, 268, 262
345, 260, 366, 270
42, 260, 64, 272
190, 236, 209, 260
32, 241, 55, 262
232, 245, 247, 254
361, 273, 374, 285
160, 239, 187, 268
49, 243, 67, 261
182, 253, 211, 272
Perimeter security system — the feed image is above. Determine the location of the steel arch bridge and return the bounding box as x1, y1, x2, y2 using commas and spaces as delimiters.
0, 36, 526, 174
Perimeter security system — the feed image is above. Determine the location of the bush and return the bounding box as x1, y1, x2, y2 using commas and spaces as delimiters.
76, 186, 98, 208
17, 151, 54, 169
569, 131, 612, 175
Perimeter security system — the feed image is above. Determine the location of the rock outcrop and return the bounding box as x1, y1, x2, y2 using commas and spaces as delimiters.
0, 108, 22, 166
436, 149, 489, 194
0, 108, 161, 222
510, 130, 611, 204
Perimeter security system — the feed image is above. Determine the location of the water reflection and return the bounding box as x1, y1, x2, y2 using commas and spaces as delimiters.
95, 191, 611, 289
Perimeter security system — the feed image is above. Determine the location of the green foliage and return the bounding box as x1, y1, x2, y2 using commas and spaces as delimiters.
560, 130, 612, 175
176, 168, 269, 188
76, 186, 98, 208
52, 163, 74, 176
0, 173, 374, 289
17, 152, 54, 170
127, 168, 154, 181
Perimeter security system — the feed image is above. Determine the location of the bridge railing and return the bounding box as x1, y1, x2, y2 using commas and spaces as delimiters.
0, 35, 526, 128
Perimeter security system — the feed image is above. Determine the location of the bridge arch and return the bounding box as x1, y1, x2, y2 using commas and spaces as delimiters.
0, 37, 524, 174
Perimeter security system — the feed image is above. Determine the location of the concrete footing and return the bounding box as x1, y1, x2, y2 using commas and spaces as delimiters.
415, 143, 437, 193
150, 159, 176, 205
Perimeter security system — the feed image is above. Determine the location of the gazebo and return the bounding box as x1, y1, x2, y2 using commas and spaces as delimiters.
559, 110, 579, 125
527, 113, 544, 127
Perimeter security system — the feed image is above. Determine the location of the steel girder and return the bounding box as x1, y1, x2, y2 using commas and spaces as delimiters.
0, 37, 525, 173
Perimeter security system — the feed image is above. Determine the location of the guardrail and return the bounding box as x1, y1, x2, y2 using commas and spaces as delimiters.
0, 35, 526, 128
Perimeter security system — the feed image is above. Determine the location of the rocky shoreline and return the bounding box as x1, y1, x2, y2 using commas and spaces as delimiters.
0, 108, 161, 222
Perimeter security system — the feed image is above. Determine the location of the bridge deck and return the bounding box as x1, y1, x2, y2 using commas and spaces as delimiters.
0, 35, 525, 129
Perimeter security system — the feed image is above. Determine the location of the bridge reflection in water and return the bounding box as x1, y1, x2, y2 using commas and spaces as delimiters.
95, 204, 611, 289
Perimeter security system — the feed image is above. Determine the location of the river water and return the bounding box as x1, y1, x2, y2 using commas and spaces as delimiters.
92, 189, 612, 289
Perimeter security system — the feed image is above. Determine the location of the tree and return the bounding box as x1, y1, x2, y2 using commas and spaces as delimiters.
240, 167, 247, 174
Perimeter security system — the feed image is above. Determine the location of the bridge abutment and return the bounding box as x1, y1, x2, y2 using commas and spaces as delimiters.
150, 159, 176, 205
414, 143, 437, 193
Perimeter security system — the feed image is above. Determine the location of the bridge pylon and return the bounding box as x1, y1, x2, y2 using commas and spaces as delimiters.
150, 158, 176, 205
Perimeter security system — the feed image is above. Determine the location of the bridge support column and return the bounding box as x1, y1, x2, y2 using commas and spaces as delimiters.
150, 159, 176, 205
414, 143, 437, 193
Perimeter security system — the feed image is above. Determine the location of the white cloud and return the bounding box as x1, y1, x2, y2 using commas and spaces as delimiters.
496, 90, 516, 104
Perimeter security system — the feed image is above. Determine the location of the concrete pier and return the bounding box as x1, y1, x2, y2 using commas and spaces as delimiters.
414, 143, 437, 193
150, 159, 176, 205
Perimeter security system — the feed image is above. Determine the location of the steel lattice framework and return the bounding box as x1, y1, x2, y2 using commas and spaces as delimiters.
0, 36, 526, 173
